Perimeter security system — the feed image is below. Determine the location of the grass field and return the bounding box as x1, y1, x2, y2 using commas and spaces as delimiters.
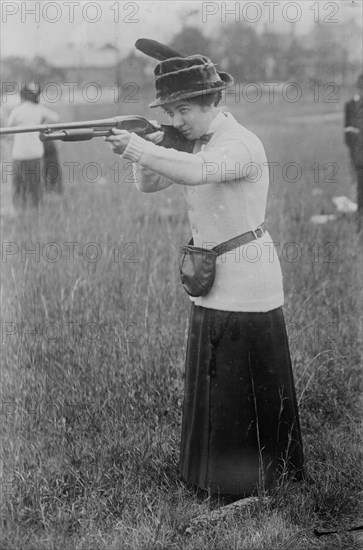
0, 88, 362, 549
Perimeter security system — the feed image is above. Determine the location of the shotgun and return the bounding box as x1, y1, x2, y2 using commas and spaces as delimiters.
0, 115, 195, 152
0, 40, 195, 150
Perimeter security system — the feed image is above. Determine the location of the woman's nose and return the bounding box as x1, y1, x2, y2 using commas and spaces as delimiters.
172, 114, 184, 129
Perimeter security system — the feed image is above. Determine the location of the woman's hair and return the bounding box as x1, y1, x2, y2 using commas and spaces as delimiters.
187, 91, 222, 107
20, 83, 40, 104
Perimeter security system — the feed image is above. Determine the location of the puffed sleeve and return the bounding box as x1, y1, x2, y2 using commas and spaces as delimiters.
122, 131, 261, 186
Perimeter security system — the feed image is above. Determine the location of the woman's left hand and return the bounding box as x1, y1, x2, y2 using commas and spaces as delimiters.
105, 128, 131, 155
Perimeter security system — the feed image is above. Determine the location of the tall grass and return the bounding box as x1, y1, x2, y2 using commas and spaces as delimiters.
0, 94, 362, 549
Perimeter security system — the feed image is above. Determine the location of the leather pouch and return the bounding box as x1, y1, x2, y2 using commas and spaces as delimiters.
179, 223, 266, 298
179, 239, 218, 297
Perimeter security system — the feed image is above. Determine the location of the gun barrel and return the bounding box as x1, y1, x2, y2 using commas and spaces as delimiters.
0, 115, 152, 136
40, 129, 103, 142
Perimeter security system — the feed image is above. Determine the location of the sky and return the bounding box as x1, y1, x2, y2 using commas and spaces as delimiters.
1, 1, 362, 66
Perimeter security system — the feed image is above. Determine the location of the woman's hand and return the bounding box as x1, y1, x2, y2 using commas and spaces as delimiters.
143, 120, 164, 144
105, 129, 131, 155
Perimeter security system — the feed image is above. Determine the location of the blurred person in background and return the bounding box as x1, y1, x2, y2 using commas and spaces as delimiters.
106, 54, 304, 501
344, 73, 363, 233
7, 82, 60, 211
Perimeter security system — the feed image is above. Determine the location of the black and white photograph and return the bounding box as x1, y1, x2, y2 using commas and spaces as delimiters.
0, 1, 362, 548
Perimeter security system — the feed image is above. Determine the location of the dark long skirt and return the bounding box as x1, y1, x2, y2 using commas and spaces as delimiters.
43, 141, 63, 193
12, 158, 43, 209
179, 305, 304, 497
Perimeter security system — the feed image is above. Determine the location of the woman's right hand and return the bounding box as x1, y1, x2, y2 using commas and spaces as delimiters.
144, 120, 164, 144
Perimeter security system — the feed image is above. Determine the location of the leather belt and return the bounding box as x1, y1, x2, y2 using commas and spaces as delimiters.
213, 222, 266, 256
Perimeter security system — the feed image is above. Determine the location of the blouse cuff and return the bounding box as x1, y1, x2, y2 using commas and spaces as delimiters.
122, 133, 146, 162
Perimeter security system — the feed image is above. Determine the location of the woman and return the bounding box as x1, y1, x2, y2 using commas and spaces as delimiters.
7, 82, 59, 210
106, 54, 304, 498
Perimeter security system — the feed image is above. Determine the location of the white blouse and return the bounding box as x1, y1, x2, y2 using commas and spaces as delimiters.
7, 101, 59, 160
123, 111, 284, 312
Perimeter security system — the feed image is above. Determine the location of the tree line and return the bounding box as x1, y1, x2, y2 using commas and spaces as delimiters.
1, 20, 361, 94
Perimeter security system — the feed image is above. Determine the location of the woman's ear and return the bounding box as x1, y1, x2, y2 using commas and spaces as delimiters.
201, 104, 216, 114
199, 103, 210, 113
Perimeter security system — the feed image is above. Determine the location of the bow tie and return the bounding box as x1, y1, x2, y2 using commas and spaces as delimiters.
198, 132, 214, 145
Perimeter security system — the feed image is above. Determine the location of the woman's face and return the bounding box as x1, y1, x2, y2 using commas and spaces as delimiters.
163, 100, 214, 140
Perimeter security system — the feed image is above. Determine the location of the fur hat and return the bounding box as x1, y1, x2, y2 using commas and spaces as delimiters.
149, 55, 234, 108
